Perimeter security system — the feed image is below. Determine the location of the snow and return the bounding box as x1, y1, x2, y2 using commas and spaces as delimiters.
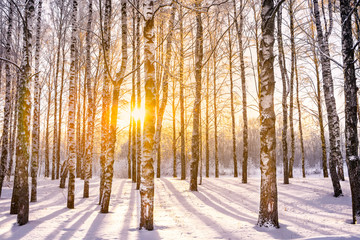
348, 156, 358, 161
1, 175, 360, 240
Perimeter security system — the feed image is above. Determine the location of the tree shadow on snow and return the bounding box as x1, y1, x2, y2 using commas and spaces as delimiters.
161, 178, 240, 239
5, 207, 69, 240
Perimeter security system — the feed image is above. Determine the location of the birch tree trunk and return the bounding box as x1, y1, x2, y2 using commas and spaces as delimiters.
228, 14, 237, 178
52, 2, 65, 180
294, 56, 305, 178
276, 5, 289, 184
289, 0, 295, 178
10, 73, 20, 215
257, 0, 279, 228
140, 0, 156, 230
0, 0, 13, 197
83, 0, 93, 198
190, 0, 203, 191
131, 28, 137, 183
311, 24, 328, 178
212, 26, 219, 179
67, 0, 78, 209
340, 0, 360, 223
155, 5, 176, 178
57, 47, 66, 180
205, 61, 209, 178
312, 0, 342, 196
76, 67, 81, 179
179, 5, 186, 180
235, 0, 248, 183
44, 81, 51, 178
128, 5, 136, 180
7, 74, 18, 182
136, 0, 141, 190
31, 0, 42, 202
101, 0, 127, 213
100, 0, 112, 204
14, 0, 35, 225
172, 75, 177, 178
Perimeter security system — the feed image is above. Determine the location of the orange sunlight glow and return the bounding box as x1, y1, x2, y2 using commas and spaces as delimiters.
132, 107, 145, 122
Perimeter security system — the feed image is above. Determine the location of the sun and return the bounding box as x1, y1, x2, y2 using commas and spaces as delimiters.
132, 107, 145, 122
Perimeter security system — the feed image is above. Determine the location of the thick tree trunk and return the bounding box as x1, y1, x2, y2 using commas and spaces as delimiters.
312, 0, 342, 196
67, 0, 78, 209
140, 0, 156, 230
99, 0, 112, 205
277, 5, 289, 184
13, 0, 35, 225
0, 1, 13, 197
30, 0, 42, 202
340, 0, 360, 224
257, 0, 279, 228
101, 0, 127, 213
190, 0, 203, 191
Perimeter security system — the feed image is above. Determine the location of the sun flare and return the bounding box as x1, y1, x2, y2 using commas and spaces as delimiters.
132, 107, 145, 121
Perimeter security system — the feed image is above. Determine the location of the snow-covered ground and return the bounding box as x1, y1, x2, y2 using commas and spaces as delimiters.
0, 175, 359, 240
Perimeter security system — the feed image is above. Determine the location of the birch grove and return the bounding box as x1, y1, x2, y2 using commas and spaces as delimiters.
1, 0, 360, 230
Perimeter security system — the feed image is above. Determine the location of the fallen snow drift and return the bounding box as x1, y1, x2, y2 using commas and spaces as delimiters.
0, 176, 359, 239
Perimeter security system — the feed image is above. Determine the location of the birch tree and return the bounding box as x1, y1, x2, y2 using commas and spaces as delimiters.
287, 0, 295, 178
13, 0, 35, 225
30, 0, 43, 202
136, 0, 141, 190
309, 23, 328, 178
140, 0, 156, 230
155, 5, 176, 178
99, 0, 112, 204
0, 0, 13, 197
83, 0, 93, 198
234, 0, 248, 183
276, 4, 289, 184
67, 0, 78, 209
311, 0, 342, 196
257, 0, 279, 228
340, 0, 360, 223
179, 5, 186, 180
101, 0, 127, 213
190, 0, 203, 191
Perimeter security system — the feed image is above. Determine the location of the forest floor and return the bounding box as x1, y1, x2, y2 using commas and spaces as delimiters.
0, 175, 359, 240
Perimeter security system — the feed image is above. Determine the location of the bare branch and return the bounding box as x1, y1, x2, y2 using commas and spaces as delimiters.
0, 57, 21, 70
